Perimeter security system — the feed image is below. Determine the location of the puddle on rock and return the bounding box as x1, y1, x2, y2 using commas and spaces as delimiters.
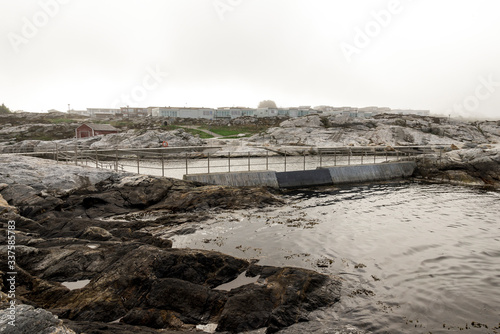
214, 271, 260, 291
62, 279, 91, 290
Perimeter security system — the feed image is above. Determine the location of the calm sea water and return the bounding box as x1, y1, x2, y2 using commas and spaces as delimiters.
170, 182, 500, 333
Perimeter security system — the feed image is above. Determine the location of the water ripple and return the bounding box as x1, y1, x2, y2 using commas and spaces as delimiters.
171, 183, 500, 334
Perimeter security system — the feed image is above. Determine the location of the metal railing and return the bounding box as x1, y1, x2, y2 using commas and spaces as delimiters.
3, 142, 451, 181
2, 144, 442, 179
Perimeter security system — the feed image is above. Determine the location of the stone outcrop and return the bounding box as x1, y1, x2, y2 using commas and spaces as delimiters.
0, 129, 204, 153
0, 156, 341, 333
250, 115, 500, 148
415, 147, 500, 187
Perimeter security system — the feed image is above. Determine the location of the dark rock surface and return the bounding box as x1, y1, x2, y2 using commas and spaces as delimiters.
0, 156, 340, 333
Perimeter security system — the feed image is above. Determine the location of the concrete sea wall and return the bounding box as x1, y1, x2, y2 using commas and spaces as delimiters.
184, 161, 417, 188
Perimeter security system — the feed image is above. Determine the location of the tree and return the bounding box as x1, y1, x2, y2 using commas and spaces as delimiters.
0, 103, 12, 114
258, 100, 277, 109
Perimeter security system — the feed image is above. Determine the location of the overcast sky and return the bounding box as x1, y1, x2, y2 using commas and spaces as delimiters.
1, 0, 499, 119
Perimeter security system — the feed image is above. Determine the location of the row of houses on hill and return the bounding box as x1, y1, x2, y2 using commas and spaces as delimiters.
69, 106, 430, 120
69, 106, 313, 119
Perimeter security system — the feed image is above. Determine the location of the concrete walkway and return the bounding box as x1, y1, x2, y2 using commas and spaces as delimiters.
184, 161, 417, 188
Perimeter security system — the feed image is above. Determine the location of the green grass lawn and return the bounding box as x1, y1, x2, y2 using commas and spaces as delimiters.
161, 125, 214, 139
200, 125, 268, 137
48, 118, 78, 124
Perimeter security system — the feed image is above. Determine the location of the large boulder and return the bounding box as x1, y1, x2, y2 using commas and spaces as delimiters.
0, 304, 76, 334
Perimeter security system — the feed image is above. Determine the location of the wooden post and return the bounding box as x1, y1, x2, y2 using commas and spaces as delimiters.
334, 150, 337, 166
208, 153, 211, 174
55, 143, 59, 163
74, 145, 78, 166
95, 149, 98, 168
228, 152, 231, 172
185, 153, 189, 175
303, 152, 306, 170
137, 155, 140, 174
266, 151, 269, 170
348, 149, 351, 165
319, 151, 322, 168
248, 152, 250, 171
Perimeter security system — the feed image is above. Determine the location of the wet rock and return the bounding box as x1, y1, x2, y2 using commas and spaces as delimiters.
64, 319, 193, 334
80, 226, 113, 241
121, 308, 185, 329
217, 265, 341, 333
1, 240, 341, 333
0, 304, 76, 334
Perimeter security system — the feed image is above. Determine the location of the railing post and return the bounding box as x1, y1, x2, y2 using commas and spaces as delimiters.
95, 149, 98, 168
266, 151, 269, 170
348, 149, 351, 165
55, 143, 59, 163
228, 152, 231, 172
208, 153, 211, 174
397, 151, 399, 161
161, 153, 165, 177
303, 152, 306, 170
284, 151, 287, 172
319, 151, 322, 168
361, 150, 364, 165
137, 155, 140, 174
248, 152, 250, 171
385, 149, 388, 162
334, 150, 337, 166
74, 145, 78, 166
115, 149, 118, 172
374, 149, 376, 164
185, 153, 189, 175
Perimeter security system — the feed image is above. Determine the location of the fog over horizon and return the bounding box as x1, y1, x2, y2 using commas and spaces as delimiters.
1, 0, 499, 119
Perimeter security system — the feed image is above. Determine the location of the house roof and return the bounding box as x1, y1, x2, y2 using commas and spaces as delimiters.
80, 123, 118, 131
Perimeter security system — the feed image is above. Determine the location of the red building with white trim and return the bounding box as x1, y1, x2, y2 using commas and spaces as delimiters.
75, 123, 119, 138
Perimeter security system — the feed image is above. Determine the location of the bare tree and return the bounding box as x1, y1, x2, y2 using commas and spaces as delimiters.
258, 100, 277, 108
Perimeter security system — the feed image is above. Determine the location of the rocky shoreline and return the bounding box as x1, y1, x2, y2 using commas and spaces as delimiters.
1, 113, 500, 333
414, 147, 500, 188
0, 156, 343, 334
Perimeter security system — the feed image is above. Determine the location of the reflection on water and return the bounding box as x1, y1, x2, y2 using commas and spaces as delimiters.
171, 182, 500, 333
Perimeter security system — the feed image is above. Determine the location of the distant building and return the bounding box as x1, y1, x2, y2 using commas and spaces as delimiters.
391, 109, 430, 116
47, 109, 64, 114
318, 106, 430, 118
120, 107, 149, 118
75, 123, 119, 138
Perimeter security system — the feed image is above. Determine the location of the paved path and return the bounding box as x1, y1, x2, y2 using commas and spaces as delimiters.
182, 125, 222, 138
